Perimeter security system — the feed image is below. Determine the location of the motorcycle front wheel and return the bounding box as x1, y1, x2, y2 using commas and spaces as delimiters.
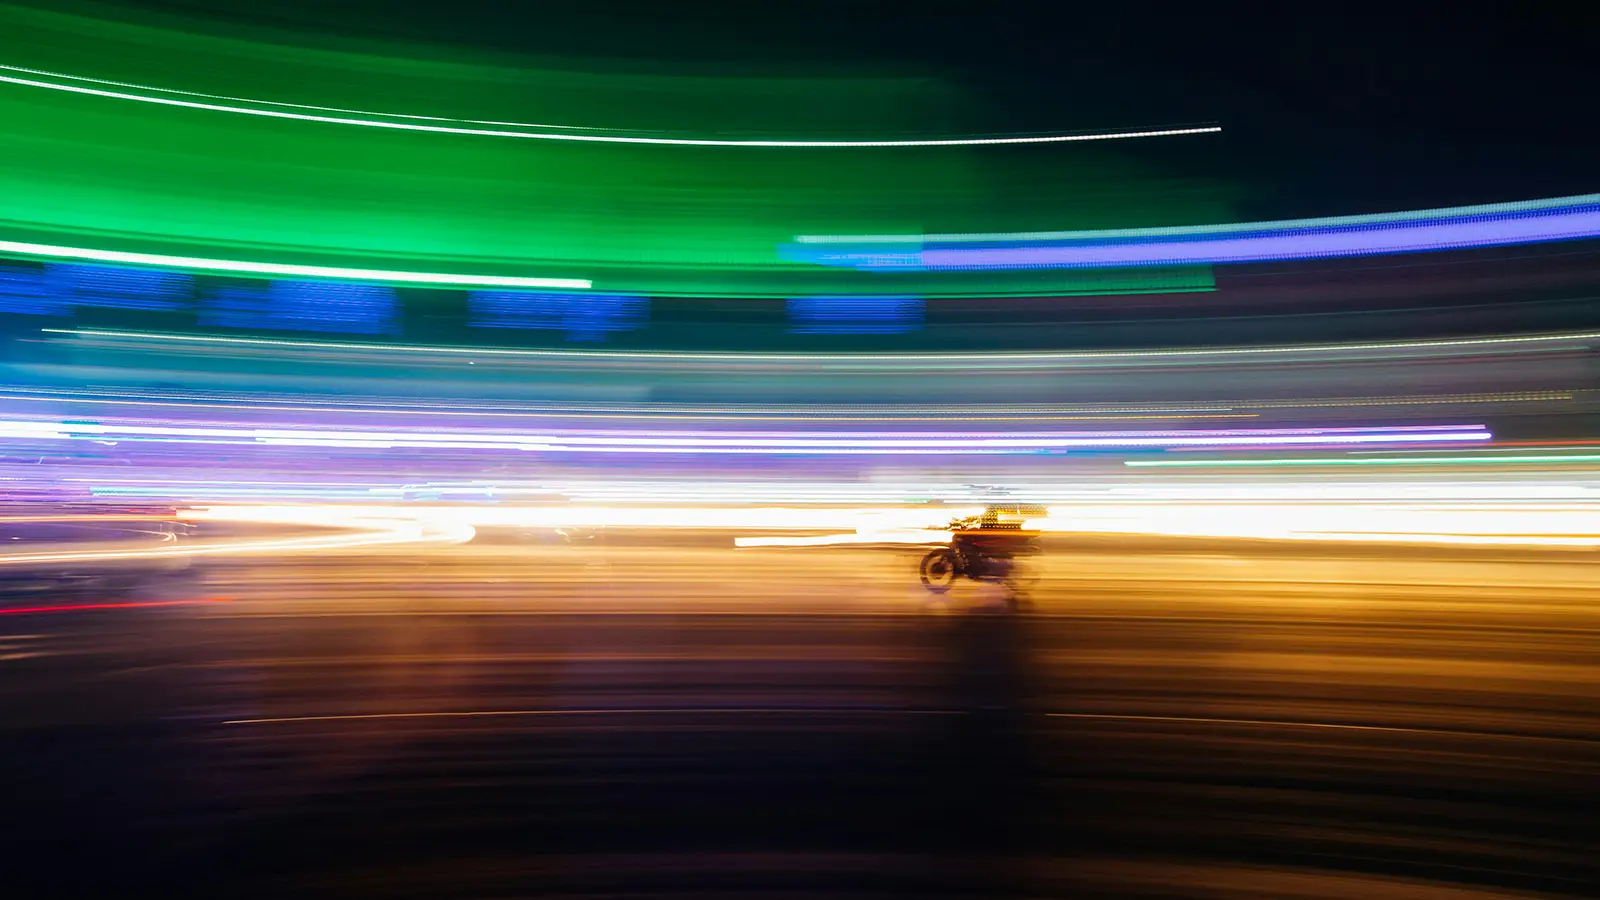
1005, 559, 1041, 592
919, 549, 959, 593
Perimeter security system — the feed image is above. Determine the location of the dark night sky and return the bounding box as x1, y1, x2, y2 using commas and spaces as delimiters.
79, 1, 1600, 219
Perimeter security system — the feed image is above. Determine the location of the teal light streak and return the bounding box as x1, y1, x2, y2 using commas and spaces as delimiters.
45, 327, 1600, 364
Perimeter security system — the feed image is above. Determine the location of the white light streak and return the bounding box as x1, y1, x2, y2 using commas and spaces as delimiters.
0, 65, 1220, 148
0, 241, 589, 289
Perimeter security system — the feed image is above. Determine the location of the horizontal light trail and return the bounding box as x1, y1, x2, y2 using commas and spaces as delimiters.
1127, 454, 1600, 468
189, 504, 986, 537
224, 707, 960, 725
0, 384, 1250, 421
0, 598, 230, 615
0, 393, 1258, 423
0, 513, 176, 522
170, 502, 1600, 550
789, 194, 1600, 269
0, 510, 474, 565
1044, 712, 1599, 743
0, 241, 589, 289
47, 327, 1600, 367
917, 209, 1600, 268
1347, 442, 1600, 455
1266, 531, 1600, 547
68, 478, 1600, 507
0, 418, 1489, 455
735, 530, 951, 548
0, 65, 1221, 148
6, 499, 1598, 554
222, 710, 1600, 740
797, 194, 1600, 243
731, 506, 1600, 549
738, 530, 1600, 550
0, 64, 617, 129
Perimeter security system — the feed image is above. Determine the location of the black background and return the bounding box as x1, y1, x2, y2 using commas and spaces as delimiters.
87, 0, 1600, 217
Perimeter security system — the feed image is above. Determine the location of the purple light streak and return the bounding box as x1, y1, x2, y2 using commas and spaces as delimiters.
787, 202, 1600, 271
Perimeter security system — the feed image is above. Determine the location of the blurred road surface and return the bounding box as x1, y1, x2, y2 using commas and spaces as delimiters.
1, 531, 1595, 898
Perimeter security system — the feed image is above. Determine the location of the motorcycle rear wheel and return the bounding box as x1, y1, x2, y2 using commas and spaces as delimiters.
919, 549, 958, 593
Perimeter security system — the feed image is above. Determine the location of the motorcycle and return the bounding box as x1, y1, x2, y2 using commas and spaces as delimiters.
918, 513, 1041, 604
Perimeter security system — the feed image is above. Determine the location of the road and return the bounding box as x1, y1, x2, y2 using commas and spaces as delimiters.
1, 532, 1596, 898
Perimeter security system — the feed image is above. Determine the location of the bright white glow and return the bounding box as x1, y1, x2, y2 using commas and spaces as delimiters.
736, 502, 1600, 549
0, 66, 1221, 148
0, 240, 589, 289
0, 417, 1489, 455
171, 504, 987, 538
9, 500, 1595, 553
735, 529, 955, 548
174, 502, 1600, 550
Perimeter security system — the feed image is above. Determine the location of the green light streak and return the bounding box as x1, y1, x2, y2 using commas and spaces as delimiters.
0, 66, 1221, 148
0, 3, 1233, 297
0, 240, 590, 289
1126, 455, 1600, 468
0, 64, 613, 130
